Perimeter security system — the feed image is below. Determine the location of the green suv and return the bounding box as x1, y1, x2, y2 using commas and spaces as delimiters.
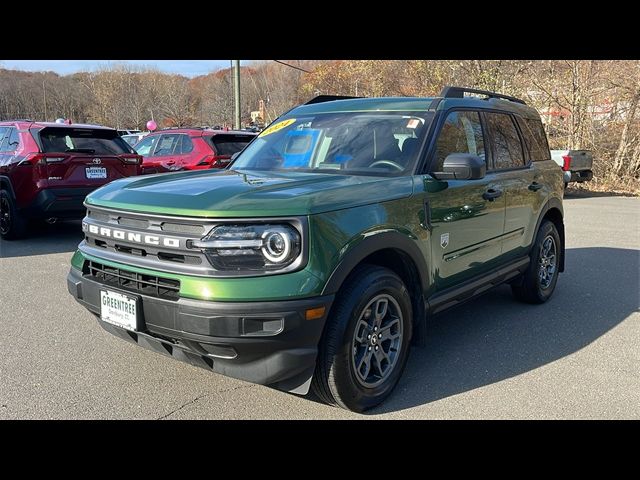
67, 87, 564, 412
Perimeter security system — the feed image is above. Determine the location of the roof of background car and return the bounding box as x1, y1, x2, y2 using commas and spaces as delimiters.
287, 95, 541, 120
0, 121, 115, 130
147, 128, 257, 137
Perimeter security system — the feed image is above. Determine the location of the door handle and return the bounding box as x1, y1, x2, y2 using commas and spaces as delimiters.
482, 189, 503, 201
528, 182, 543, 191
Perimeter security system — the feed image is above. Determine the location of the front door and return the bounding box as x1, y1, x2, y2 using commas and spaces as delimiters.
421, 110, 506, 291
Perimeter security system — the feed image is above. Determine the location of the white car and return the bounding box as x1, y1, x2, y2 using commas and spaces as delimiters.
122, 132, 149, 148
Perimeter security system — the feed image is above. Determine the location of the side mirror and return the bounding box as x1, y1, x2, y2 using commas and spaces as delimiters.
433, 153, 486, 180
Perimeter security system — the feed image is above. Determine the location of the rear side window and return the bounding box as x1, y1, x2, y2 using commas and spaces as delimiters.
432, 111, 485, 171
154, 134, 181, 156
39, 128, 131, 155
210, 135, 254, 156
516, 117, 551, 161
178, 135, 194, 154
484, 113, 525, 170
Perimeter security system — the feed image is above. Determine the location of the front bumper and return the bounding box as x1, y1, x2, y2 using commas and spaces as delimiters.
67, 267, 333, 393
24, 188, 96, 218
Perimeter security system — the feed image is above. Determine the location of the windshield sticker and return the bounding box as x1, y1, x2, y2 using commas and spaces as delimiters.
259, 119, 296, 137
407, 119, 420, 129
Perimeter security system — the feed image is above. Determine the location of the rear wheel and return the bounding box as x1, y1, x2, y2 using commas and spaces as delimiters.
311, 265, 412, 412
512, 220, 561, 304
0, 189, 27, 240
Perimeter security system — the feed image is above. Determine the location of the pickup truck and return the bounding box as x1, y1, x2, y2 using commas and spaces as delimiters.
551, 149, 593, 188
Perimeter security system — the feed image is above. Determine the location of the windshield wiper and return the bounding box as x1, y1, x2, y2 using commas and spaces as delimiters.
65, 148, 96, 154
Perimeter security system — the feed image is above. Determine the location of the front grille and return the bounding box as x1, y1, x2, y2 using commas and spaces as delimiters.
161, 222, 204, 235
83, 260, 180, 301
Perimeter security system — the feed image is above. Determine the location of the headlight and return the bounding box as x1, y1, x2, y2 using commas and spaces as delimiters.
190, 224, 302, 273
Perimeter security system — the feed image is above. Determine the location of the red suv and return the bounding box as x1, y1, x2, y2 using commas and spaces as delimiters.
133, 128, 256, 174
0, 121, 142, 239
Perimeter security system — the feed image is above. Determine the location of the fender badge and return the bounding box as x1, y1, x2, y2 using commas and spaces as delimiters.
440, 233, 449, 249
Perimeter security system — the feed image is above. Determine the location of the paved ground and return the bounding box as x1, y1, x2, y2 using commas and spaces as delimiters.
1, 193, 638, 419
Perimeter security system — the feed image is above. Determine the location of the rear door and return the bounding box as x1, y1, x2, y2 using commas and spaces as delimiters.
482, 112, 539, 258
173, 134, 195, 168
37, 127, 138, 187
423, 110, 506, 290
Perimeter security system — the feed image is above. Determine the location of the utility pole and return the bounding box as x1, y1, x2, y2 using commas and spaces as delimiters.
233, 60, 241, 130
43, 79, 47, 121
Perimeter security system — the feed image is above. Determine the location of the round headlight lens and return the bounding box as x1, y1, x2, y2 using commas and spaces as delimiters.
262, 229, 291, 263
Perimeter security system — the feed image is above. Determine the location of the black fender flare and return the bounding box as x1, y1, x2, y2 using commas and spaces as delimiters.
533, 196, 565, 272
321, 230, 429, 295
0, 175, 16, 200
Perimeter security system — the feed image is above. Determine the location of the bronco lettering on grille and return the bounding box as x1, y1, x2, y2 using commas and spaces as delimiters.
83, 222, 181, 248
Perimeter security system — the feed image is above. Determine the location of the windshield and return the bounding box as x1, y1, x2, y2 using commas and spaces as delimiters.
230, 111, 433, 176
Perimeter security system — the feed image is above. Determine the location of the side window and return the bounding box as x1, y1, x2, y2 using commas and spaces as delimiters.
133, 135, 158, 156
0, 127, 9, 151
516, 117, 551, 162
7, 128, 20, 151
179, 135, 194, 154
432, 111, 485, 171
154, 134, 180, 156
484, 113, 525, 170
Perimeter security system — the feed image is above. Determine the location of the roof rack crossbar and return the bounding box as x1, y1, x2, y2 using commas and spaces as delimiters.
304, 95, 362, 105
440, 86, 526, 105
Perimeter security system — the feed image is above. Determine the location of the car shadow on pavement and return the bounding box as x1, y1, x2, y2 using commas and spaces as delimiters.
564, 188, 637, 199
0, 220, 83, 258
366, 246, 639, 415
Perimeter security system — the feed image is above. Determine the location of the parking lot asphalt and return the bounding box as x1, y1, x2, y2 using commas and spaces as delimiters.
1, 193, 638, 419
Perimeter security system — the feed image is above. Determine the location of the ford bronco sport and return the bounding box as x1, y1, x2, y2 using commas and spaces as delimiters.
67, 87, 565, 412
0, 121, 142, 239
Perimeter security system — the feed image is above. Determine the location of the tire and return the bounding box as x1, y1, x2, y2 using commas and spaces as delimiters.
311, 264, 413, 412
0, 189, 28, 240
511, 220, 561, 304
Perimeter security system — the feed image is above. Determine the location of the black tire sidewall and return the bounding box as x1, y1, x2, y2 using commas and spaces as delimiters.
530, 220, 561, 302
0, 189, 23, 239
330, 267, 413, 412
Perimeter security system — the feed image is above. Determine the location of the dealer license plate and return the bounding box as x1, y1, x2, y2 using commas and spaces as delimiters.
100, 290, 138, 331
86, 166, 107, 179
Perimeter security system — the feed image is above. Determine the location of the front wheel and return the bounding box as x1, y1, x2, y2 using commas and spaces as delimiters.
311, 265, 412, 412
511, 220, 561, 304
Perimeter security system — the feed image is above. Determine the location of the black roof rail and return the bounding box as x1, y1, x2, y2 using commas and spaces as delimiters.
440, 86, 526, 105
304, 95, 362, 105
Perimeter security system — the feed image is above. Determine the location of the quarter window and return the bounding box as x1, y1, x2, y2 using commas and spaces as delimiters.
485, 113, 525, 169
179, 135, 194, 154
516, 117, 551, 162
432, 111, 485, 171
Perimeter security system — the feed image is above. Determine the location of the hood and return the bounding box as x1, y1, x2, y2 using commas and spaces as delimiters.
85, 169, 414, 217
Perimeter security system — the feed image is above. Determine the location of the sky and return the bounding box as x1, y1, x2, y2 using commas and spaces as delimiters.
0, 60, 247, 77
